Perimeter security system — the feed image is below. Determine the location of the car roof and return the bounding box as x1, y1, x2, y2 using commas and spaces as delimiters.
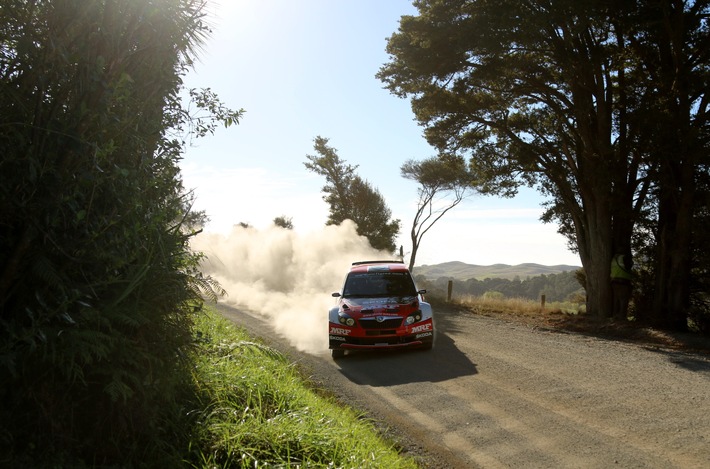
349, 260, 409, 274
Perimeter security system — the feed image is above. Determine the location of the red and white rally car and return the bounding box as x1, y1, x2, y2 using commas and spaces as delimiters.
328, 260, 434, 359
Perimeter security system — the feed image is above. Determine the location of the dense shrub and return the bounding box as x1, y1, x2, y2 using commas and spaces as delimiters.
0, 1, 237, 464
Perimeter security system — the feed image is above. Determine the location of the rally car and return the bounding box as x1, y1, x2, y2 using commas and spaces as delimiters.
328, 260, 434, 359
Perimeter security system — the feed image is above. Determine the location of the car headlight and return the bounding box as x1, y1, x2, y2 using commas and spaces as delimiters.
338, 314, 355, 327
406, 311, 423, 324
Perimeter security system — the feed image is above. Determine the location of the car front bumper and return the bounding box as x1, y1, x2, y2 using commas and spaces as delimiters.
328, 319, 434, 350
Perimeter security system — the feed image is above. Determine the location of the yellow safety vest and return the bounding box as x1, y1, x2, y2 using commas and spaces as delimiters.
610, 254, 632, 281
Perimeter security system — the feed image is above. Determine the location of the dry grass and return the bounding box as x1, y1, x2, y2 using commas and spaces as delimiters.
456, 293, 584, 318
433, 294, 710, 355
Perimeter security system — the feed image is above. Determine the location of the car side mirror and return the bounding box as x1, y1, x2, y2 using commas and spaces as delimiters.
418, 289, 427, 295
331, 292, 341, 297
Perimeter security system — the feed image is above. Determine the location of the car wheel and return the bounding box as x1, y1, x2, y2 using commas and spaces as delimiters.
331, 349, 345, 359
421, 329, 435, 351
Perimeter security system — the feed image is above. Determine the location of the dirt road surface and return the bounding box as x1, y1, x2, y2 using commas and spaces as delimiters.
215, 302, 710, 469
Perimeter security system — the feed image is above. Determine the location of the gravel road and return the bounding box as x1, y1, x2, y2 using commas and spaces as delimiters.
215, 302, 710, 468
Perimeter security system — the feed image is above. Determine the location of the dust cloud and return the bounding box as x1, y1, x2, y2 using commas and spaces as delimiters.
190, 220, 390, 353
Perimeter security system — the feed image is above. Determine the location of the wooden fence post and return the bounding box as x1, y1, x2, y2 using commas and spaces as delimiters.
541, 294, 546, 310
447, 280, 453, 302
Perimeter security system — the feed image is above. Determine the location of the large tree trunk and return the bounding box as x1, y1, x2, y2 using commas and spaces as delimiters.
652, 158, 694, 331
647, 1, 697, 331
582, 255, 613, 319
575, 189, 614, 319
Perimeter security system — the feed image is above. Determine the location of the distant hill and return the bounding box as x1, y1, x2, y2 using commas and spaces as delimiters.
413, 261, 581, 280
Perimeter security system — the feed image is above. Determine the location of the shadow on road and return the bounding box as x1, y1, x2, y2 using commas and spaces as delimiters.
334, 306, 477, 386
642, 346, 710, 374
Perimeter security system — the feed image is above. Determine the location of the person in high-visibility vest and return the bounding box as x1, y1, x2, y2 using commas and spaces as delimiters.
610, 253, 633, 319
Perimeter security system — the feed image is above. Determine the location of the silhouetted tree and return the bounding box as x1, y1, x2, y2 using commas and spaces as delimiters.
273, 216, 294, 229
378, 0, 709, 329
401, 154, 474, 270
305, 136, 400, 252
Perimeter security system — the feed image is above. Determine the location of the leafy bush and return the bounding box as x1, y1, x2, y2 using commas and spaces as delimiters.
0, 1, 237, 464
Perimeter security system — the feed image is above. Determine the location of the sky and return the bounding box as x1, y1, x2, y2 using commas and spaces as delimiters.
180, 0, 581, 267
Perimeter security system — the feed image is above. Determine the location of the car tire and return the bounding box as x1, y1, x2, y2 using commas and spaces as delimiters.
421, 329, 436, 351
331, 349, 345, 359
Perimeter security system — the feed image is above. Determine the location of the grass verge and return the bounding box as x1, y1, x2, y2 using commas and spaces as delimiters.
185, 306, 419, 468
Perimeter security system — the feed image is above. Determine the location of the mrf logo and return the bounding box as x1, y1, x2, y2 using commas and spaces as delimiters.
330, 326, 351, 336
410, 323, 432, 333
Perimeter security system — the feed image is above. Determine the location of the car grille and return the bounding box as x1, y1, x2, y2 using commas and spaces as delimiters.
365, 330, 396, 336
359, 317, 403, 329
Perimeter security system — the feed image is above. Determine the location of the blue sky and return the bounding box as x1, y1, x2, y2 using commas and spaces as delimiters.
180, 0, 580, 267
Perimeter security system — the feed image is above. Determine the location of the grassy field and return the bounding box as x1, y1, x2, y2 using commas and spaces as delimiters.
455, 292, 585, 315
186, 307, 419, 468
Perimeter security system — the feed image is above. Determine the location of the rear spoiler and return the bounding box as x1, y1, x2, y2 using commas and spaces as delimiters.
351, 260, 404, 266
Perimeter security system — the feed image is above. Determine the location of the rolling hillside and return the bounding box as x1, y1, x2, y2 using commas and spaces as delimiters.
412, 261, 581, 280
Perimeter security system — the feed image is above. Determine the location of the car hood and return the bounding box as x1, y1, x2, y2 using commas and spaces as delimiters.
339, 296, 418, 315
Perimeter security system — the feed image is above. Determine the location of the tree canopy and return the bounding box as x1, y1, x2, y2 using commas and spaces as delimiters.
305, 136, 401, 252
378, 0, 710, 329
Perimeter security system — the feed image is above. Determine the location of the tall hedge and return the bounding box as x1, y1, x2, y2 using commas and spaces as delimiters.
0, 1, 230, 464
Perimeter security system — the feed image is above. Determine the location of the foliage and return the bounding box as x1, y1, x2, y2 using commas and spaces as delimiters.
273, 215, 294, 230
348, 177, 401, 253
415, 270, 585, 303
305, 136, 401, 252
0, 0, 239, 464
401, 154, 474, 270
620, 0, 710, 330
687, 168, 710, 332
185, 309, 419, 468
378, 0, 710, 329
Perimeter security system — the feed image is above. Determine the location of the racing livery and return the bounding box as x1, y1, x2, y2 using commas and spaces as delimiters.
328, 260, 434, 359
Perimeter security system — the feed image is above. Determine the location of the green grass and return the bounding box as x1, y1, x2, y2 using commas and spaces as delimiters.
185, 307, 419, 468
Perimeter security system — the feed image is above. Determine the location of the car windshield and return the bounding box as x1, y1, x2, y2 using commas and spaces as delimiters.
342, 271, 417, 298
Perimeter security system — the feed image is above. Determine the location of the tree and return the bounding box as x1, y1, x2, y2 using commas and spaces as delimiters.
378, 0, 709, 327
304, 136, 358, 225
348, 176, 401, 252
305, 136, 401, 252
624, 0, 710, 330
273, 215, 294, 229
401, 155, 474, 270
0, 0, 240, 462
